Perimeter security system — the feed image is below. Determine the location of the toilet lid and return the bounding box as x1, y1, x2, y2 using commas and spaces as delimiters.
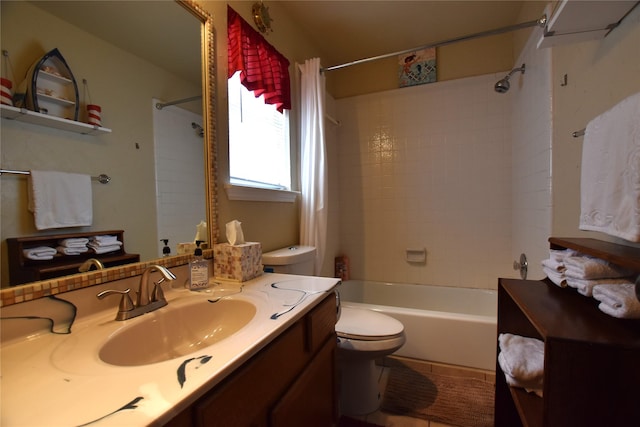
336, 306, 404, 340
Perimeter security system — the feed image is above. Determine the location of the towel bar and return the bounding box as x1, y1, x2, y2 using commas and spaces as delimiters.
0, 169, 111, 184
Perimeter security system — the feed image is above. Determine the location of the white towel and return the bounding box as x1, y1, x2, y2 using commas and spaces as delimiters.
89, 244, 121, 254
23, 246, 57, 260
28, 170, 93, 230
549, 248, 578, 263
57, 245, 89, 255
579, 91, 640, 242
566, 276, 633, 297
499, 359, 544, 397
541, 258, 565, 272
543, 266, 566, 288
90, 235, 120, 245
58, 237, 89, 248
564, 255, 633, 280
498, 333, 545, 385
592, 283, 640, 319
88, 240, 122, 248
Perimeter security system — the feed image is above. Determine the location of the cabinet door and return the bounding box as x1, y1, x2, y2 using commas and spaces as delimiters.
270, 338, 337, 427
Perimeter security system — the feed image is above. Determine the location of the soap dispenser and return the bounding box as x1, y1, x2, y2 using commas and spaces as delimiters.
161, 239, 171, 257
188, 240, 209, 289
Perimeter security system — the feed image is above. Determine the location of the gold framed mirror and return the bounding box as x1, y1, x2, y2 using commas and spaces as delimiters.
0, 0, 217, 306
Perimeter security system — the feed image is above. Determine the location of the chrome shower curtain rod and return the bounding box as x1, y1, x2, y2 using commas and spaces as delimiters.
155, 95, 202, 110
321, 14, 547, 73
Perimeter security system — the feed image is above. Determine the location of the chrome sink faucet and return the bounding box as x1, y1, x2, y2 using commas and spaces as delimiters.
97, 265, 176, 321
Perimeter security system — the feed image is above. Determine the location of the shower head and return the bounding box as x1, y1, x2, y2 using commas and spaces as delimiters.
494, 64, 525, 93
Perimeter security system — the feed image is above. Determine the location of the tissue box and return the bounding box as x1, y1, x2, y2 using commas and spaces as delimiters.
213, 242, 263, 282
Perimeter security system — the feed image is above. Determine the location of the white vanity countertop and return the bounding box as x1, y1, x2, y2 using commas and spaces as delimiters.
0, 273, 340, 426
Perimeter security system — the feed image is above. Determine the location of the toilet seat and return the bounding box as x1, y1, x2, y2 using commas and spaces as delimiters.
336, 306, 404, 341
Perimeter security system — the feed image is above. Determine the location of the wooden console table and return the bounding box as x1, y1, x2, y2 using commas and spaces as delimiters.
6, 230, 139, 286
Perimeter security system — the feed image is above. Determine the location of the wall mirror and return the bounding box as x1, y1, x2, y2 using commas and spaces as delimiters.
0, 0, 217, 299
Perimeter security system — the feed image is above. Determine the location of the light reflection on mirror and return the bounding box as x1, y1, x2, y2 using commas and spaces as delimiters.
0, 0, 216, 297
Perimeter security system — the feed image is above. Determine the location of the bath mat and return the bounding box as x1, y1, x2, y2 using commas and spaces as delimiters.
381, 357, 494, 427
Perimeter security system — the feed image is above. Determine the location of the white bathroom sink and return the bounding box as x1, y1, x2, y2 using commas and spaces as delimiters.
99, 298, 257, 366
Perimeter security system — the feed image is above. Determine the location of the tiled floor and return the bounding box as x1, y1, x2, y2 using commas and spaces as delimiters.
347, 356, 496, 427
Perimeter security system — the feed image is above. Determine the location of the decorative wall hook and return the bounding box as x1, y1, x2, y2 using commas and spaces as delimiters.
252, 2, 273, 34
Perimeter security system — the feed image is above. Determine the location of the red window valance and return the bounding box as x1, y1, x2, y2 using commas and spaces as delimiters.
228, 6, 291, 112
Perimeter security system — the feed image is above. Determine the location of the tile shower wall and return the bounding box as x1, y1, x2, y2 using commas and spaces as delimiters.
336, 74, 515, 290
153, 101, 207, 258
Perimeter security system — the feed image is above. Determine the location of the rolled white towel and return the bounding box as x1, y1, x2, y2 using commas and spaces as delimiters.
58, 237, 89, 248
57, 246, 89, 256
592, 283, 640, 319
498, 333, 545, 384
566, 276, 633, 297
543, 266, 566, 288
89, 244, 121, 254
564, 255, 633, 280
23, 246, 57, 260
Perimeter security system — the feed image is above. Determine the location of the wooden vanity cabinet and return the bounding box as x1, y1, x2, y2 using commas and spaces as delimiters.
495, 238, 640, 427
165, 292, 338, 427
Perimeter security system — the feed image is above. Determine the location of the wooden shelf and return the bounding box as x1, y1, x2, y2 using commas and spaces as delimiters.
38, 70, 73, 85
495, 237, 640, 427
6, 230, 138, 286
1, 104, 111, 135
549, 237, 640, 272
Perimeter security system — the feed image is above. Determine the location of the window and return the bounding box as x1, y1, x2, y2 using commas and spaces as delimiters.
228, 71, 291, 190
226, 7, 292, 194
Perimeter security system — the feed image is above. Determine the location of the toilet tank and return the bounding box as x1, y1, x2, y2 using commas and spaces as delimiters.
262, 246, 316, 275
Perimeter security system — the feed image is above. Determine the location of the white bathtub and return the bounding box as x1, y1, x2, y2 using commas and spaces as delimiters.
338, 280, 497, 371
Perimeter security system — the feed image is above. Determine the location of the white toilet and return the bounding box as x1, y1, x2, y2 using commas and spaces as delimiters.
262, 246, 406, 416
336, 305, 405, 415
262, 245, 316, 274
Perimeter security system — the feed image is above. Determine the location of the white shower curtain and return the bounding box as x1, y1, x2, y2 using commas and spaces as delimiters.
299, 58, 327, 275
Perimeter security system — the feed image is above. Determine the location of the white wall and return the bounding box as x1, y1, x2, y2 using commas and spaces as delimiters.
336, 74, 516, 290
550, 5, 640, 248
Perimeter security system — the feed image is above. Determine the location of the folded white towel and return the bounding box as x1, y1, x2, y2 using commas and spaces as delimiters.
28, 170, 93, 230
57, 246, 89, 256
580, 91, 640, 242
58, 237, 90, 248
549, 248, 578, 263
543, 266, 566, 288
89, 244, 121, 254
498, 333, 545, 384
90, 235, 119, 245
566, 276, 633, 297
23, 246, 57, 260
564, 255, 633, 280
541, 258, 565, 272
88, 240, 122, 249
592, 283, 640, 319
